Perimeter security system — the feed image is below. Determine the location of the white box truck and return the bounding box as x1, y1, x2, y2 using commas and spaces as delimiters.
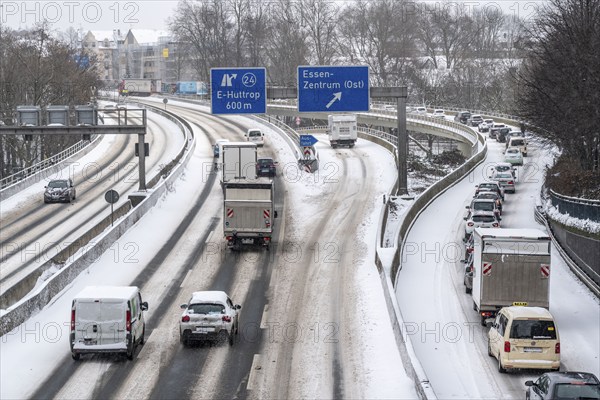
327, 114, 357, 148
70, 286, 148, 360
223, 178, 277, 250
472, 228, 551, 325
219, 142, 257, 182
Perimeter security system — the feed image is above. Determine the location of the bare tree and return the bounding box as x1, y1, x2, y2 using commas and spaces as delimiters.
301, 0, 340, 65
245, 1, 271, 67
266, 0, 308, 86
517, 0, 600, 171
169, 0, 233, 82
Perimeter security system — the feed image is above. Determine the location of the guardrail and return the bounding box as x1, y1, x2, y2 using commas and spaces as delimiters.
0, 135, 100, 196
549, 189, 600, 222
0, 104, 195, 336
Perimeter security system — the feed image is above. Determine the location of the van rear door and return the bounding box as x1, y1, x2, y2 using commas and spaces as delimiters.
75, 300, 127, 346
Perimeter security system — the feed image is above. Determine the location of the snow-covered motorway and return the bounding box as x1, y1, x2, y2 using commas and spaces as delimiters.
1, 99, 415, 399
0, 108, 185, 296
395, 129, 600, 398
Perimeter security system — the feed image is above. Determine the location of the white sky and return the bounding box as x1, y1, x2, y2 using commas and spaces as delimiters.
0, 0, 179, 33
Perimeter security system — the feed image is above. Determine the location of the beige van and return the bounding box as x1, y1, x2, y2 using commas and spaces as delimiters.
507, 136, 527, 156
488, 306, 560, 373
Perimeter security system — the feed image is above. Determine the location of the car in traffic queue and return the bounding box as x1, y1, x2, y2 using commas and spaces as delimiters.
490, 171, 516, 194
505, 146, 524, 166
492, 162, 516, 179
213, 139, 230, 158
468, 114, 484, 127
454, 110, 472, 124
489, 123, 507, 139
415, 106, 427, 115
475, 181, 505, 201
474, 190, 503, 215
488, 306, 561, 374
525, 371, 600, 400
179, 291, 241, 346
44, 178, 76, 203
256, 157, 277, 177
463, 253, 474, 294
432, 109, 446, 119
478, 118, 495, 133
496, 127, 512, 143
466, 198, 502, 220
507, 136, 528, 156
463, 210, 501, 241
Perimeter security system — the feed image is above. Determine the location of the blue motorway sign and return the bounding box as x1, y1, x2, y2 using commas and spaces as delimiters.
211, 68, 266, 114
299, 134, 318, 147
297, 66, 369, 113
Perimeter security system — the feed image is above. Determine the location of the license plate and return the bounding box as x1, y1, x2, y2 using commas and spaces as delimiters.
196, 326, 213, 333
262, 169, 269, 173
83, 339, 97, 345
513, 301, 528, 306
241, 238, 254, 244
524, 347, 542, 353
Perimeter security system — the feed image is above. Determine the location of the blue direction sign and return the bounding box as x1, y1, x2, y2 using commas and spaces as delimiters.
297, 65, 369, 113
299, 134, 318, 147
211, 68, 266, 114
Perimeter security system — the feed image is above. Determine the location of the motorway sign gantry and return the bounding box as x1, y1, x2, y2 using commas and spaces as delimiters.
210, 67, 266, 114
297, 65, 369, 113
299, 134, 318, 147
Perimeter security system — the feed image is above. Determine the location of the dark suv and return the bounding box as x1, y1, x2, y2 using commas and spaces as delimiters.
454, 111, 471, 124
44, 179, 76, 203
256, 158, 277, 177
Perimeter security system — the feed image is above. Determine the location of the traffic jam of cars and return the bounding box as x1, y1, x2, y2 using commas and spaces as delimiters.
456, 113, 600, 394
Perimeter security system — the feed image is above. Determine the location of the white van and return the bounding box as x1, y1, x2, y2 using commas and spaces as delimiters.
246, 128, 264, 147
507, 136, 528, 156
488, 306, 560, 373
70, 286, 148, 360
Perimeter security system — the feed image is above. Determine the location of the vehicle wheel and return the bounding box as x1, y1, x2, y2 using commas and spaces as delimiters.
473, 302, 477, 311
487, 341, 494, 357
127, 342, 136, 360
140, 325, 145, 345
72, 352, 80, 361
481, 316, 488, 326
218, 330, 228, 345
229, 332, 234, 346
44, 199, 48, 204
466, 286, 472, 294
498, 357, 506, 373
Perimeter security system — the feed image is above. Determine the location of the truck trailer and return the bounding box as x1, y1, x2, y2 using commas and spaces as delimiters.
327, 114, 357, 148
119, 79, 161, 96
223, 178, 277, 250
472, 228, 551, 325
219, 142, 257, 182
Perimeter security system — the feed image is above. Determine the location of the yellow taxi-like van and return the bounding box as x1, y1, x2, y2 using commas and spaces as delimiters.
488, 306, 560, 373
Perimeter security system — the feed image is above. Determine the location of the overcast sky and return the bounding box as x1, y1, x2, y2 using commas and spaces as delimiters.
0, 0, 179, 33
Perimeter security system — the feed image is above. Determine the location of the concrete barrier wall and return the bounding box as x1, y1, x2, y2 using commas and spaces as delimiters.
0, 106, 196, 337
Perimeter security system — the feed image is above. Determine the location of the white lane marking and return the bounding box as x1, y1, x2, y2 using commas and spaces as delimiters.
260, 304, 269, 329
246, 354, 262, 391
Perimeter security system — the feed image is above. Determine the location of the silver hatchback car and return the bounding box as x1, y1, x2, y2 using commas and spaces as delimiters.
490, 171, 516, 194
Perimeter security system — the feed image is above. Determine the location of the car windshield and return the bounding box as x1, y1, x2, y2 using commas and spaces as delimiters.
495, 173, 512, 179
511, 139, 524, 146
509, 319, 557, 339
473, 202, 494, 211
507, 149, 519, 154
249, 131, 261, 137
496, 165, 511, 172
188, 303, 225, 315
479, 184, 497, 190
258, 159, 272, 166
48, 180, 68, 188
554, 383, 600, 399
472, 215, 496, 223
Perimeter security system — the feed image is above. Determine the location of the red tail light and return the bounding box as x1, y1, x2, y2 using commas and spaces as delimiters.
126, 310, 131, 332
467, 247, 473, 253
222, 315, 231, 322
265, 221, 271, 227
555, 343, 560, 354
226, 236, 232, 241
264, 237, 270, 242
71, 309, 75, 331
467, 222, 474, 227
182, 315, 190, 323
492, 223, 499, 227
508, 181, 514, 185
504, 341, 511, 353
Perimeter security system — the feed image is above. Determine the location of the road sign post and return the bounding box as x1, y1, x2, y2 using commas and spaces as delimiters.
297, 66, 369, 112
299, 134, 318, 147
210, 68, 266, 115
